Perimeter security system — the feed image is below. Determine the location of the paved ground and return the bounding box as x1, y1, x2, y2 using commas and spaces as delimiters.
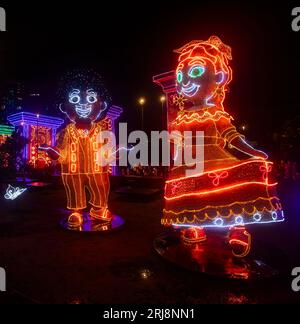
0, 179, 300, 304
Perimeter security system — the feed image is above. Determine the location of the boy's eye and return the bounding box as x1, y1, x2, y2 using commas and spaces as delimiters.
87, 95, 97, 104
188, 66, 205, 78
69, 95, 80, 104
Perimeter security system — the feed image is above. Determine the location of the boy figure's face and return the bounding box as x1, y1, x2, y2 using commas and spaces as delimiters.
69, 89, 98, 119
61, 88, 107, 124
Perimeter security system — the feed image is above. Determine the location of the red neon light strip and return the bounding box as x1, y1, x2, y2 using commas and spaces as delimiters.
164, 181, 278, 201
166, 159, 272, 184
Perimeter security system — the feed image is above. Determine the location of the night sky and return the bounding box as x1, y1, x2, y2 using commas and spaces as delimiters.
0, 1, 299, 142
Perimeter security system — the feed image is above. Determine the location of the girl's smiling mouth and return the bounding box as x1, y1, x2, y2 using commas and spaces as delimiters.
180, 83, 200, 97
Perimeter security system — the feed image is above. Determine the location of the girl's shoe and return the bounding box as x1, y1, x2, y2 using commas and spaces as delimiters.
181, 227, 207, 244
229, 226, 251, 258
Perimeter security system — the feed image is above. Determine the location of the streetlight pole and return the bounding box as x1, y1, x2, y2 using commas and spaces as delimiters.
138, 98, 145, 131
141, 105, 144, 131
160, 95, 166, 130
36, 113, 39, 168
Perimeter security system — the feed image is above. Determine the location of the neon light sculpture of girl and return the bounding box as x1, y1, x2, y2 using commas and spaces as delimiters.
163, 36, 284, 257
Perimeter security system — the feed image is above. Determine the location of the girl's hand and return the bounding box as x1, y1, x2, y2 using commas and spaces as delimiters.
230, 137, 268, 159
251, 149, 268, 159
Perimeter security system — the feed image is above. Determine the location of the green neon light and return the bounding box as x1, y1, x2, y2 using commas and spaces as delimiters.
0, 125, 15, 136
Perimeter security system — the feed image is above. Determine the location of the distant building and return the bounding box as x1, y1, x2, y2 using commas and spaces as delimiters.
7, 112, 64, 168
0, 83, 25, 123
0, 83, 56, 124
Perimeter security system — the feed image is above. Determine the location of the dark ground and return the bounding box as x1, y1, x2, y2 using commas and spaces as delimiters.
0, 178, 300, 304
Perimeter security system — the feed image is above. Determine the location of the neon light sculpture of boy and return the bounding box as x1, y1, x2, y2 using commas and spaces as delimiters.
163, 36, 284, 257
42, 70, 112, 228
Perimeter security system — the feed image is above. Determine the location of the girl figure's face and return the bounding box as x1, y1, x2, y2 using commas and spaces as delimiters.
176, 58, 224, 107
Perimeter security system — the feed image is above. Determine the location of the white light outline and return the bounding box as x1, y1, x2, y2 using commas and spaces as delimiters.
172, 217, 285, 229
68, 89, 81, 104
75, 104, 93, 118
253, 213, 262, 222
4, 184, 27, 200
214, 217, 224, 227
86, 89, 98, 104
39, 146, 62, 157
272, 211, 278, 220
179, 81, 201, 98
235, 215, 244, 225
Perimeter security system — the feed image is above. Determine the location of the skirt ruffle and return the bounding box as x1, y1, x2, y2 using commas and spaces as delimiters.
163, 159, 284, 228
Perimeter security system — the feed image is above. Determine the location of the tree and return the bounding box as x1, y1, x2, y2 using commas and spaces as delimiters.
0, 129, 28, 179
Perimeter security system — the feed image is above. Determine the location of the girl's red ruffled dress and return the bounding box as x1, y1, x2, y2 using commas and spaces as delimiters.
163, 106, 284, 228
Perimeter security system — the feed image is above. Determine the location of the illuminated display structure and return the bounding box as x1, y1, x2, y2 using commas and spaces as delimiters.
153, 36, 284, 278
40, 70, 124, 232
7, 112, 64, 168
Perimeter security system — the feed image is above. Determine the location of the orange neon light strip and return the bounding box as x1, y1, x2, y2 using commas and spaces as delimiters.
71, 164, 77, 173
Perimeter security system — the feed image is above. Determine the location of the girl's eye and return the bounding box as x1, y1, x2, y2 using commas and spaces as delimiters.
188, 66, 205, 78
177, 71, 183, 83
87, 95, 97, 104
69, 95, 80, 104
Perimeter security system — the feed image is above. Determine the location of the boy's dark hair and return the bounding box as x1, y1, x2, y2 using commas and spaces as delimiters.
57, 68, 112, 106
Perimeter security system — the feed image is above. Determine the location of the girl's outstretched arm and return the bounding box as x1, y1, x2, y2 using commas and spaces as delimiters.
229, 136, 268, 159
217, 116, 268, 159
